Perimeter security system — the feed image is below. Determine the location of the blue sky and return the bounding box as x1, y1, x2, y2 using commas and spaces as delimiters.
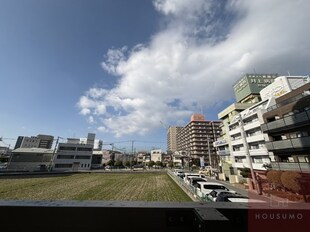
1, 0, 310, 151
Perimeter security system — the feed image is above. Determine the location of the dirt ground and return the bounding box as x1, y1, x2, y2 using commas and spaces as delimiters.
0, 173, 192, 202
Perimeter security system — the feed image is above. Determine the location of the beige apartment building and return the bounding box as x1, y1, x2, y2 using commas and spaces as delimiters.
177, 114, 221, 167
167, 126, 182, 153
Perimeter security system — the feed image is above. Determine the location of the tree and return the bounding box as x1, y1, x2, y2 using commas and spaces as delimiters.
240, 168, 251, 178
281, 171, 302, 193
107, 160, 114, 166
130, 160, 137, 166
168, 161, 174, 168
148, 161, 155, 167
155, 161, 162, 167
114, 160, 123, 167
124, 161, 130, 167
266, 170, 283, 189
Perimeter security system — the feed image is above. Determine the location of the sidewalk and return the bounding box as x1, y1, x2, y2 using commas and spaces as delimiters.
206, 177, 292, 204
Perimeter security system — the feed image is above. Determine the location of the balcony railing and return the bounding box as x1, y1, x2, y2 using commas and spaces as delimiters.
217, 150, 230, 156
271, 162, 310, 171
266, 136, 310, 151
246, 133, 265, 143
229, 127, 241, 136
261, 109, 310, 133
243, 120, 261, 131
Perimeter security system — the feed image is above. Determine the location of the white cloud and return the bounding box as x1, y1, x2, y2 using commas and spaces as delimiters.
87, 116, 95, 124
78, 0, 310, 137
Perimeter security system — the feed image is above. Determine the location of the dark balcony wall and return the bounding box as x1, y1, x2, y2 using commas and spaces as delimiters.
276, 83, 310, 104
263, 83, 310, 122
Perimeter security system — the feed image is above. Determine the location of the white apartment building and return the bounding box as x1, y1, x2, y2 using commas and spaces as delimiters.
225, 75, 309, 172
171, 151, 183, 167
52, 133, 95, 171
151, 149, 162, 163
228, 99, 275, 170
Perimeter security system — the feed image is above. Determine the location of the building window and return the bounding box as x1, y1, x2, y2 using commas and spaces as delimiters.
77, 147, 92, 151
57, 155, 74, 159
59, 146, 76, 151
55, 164, 72, 168
75, 155, 91, 159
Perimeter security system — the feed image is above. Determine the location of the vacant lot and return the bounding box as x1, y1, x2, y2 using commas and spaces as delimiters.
0, 173, 192, 201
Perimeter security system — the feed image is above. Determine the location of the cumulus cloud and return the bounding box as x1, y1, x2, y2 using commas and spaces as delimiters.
78, 0, 310, 137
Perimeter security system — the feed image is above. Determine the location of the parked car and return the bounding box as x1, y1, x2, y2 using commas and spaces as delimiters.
34, 164, 48, 172
91, 164, 102, 169
206, 190, 240, 202
176, 171, 185, 178
207, 190, 265, 203
183, 173, 206, 184
173, 169, 183, 175
196, 182, 231, 199
189, 177, 207, 188
132, 165, 144, 171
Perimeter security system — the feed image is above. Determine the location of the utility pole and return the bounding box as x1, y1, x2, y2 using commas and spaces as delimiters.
207, 138, 212, 167
131, 140, 134, 168
238, 114, 261, 195
49, 136, 62, 172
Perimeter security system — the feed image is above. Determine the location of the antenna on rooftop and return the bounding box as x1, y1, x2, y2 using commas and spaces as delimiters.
287, 71, 291, 76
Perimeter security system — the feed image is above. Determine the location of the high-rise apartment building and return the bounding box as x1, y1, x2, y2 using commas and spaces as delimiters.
167, 126, 182, 153
177, 114, 221, 167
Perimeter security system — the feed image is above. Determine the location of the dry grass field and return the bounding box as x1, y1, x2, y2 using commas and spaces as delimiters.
0, 172, 192, 202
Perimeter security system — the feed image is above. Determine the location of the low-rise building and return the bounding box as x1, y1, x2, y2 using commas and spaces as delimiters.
52, 133, 95, 171
171, 151, 183, 167
151, 149, 162, 163
14, 134, 54, 149
8, 148, 53, 171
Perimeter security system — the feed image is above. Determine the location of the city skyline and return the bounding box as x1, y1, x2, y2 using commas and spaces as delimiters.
1, 0, 310, 150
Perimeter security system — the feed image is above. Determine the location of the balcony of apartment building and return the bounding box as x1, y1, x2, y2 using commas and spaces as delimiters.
232, 145, 246, 157
271, 162, 310, 172
217, 149, 230, 156
248, 143, 269, 156
261, 108, 310, 133
243, 119, 261, 131
190, 134, 208, 139
233, 157, 265, 170
191, 142, 206, 147
228, 123, 241, 136
265, 135, 310, 152
232, 144, 268, 157
213, 139, 228, 147
230, 133, 243, 146
246, 133, 265, 143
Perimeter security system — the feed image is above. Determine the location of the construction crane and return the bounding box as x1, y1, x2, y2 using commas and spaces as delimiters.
160, 121, 169, 131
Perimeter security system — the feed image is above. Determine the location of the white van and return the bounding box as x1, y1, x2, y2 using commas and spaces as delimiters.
183, 173, 206, 184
